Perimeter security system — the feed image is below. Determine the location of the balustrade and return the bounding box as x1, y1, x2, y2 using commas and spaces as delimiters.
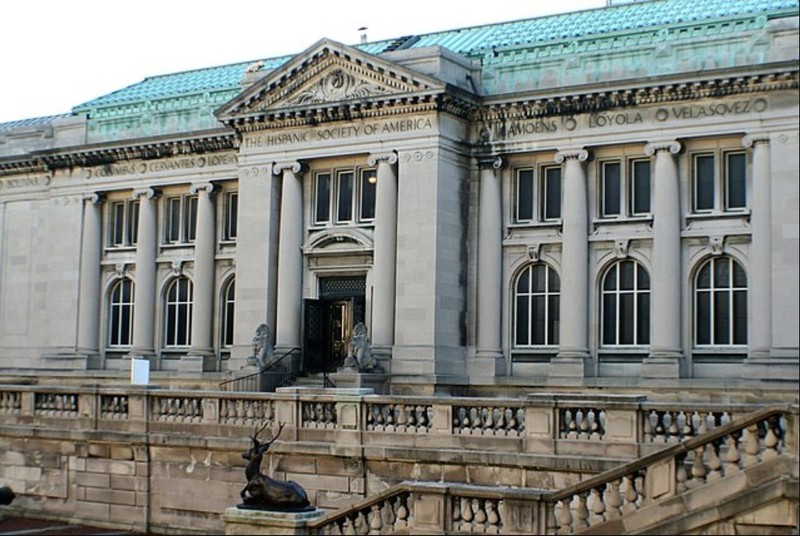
99, 395, 128, 420
0, 390, 20, 415
302, 401, 337, 428
559, 407, 605, 440
366, 403, 432, 433
453, 496, 503, 533
218, 398, 274, 426
316, 491, 413, 535
643, 409, 732, 443
453, 405, 525, 436
152, 396, 203, 423
34, 392, 78, 417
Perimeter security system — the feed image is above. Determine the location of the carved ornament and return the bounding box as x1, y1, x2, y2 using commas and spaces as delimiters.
554, 149, 589, 164
367, 151, 398, 167
709, 236, 725, 256
742, 134, 770, 149
645, 141, 681, 156
286, 69, 389, 106
272, 161, 305, 176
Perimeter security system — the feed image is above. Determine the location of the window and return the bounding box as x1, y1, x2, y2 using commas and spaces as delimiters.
221, 278, 235, 348
515, 166, 561, 223
601, 260, 650, 347
223, 192, 238, 241
599, 159, 651, 218
164, 195, 198, 244
692, 151, 747, 213
695, 256, 747, 347
108, 278, 134, 347
164, 277, 193, 347
314, 168, 376, 225
514, 264, 560, 347
108, 199, 139, 247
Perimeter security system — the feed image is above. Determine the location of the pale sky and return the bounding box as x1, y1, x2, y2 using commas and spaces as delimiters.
0, 0, 605, 124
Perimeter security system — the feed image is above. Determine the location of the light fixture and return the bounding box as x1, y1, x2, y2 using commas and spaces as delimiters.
367, 175, 377, 184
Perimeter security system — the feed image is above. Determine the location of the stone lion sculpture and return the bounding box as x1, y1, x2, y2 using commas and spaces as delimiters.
343, 322, 377, 371
250, 323, 274, 368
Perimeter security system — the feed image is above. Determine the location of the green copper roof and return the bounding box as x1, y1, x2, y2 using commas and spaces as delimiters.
70, 0, 798, 138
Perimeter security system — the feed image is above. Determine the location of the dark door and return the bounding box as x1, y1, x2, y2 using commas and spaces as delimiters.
303, 299, 324, 373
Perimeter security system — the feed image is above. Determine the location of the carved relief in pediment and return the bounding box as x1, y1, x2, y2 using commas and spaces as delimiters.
285, 68, 389, 106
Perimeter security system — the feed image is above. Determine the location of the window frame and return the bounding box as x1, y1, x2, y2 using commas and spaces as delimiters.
513, 263, 560, 348
694, 256, 748, 349
691, 150, 748, 214
163, 277, 194, 348
221, 278, 235, 349
312, 166, 377, 227
598, 157, 651, 219
107, 199, 140, 248
222, 191, 238, 242
600, 259, 651, 349
513, 164, 562, 224
107, 278, 135, 348
163, 194, 199, 245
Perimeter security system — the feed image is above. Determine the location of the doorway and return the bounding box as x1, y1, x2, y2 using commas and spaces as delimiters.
303, 276, 366, 374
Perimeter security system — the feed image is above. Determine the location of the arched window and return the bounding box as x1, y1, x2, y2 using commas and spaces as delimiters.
514, 264, 560, 347
108, 278, 134, 347
164, 277, 193, 347
601, 260, 650, 347
695, 256, 747, 347
221, 278, 235, 348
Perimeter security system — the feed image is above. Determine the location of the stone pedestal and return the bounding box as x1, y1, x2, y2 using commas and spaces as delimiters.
329, 371, 389, 394
222, 507, 324, 535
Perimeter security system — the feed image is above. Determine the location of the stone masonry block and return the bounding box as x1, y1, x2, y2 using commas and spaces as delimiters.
88, 443, 110, 458
603, 409, 637, 442
73, 500, 111, 522
286, 473, 350, 493
110, 446, 134, 460
75, 471, 111, 488
316, 456, 362, 477
85, 487, 136, 506
525, 410, 553, 438
109, 504, 145, 527
276, 455, 316, 474
86, 458, 136, 476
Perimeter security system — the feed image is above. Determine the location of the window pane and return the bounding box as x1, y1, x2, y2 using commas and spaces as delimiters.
713, 291, 730, 345
226, 193, 238, 240
517, 170, 533, 221
602, 294, 617, 345
337, 172, 354, 222
604, 266, 617, 291
516, 267, 529, 293
515, 296, 529, 345
166, 305, 176, 346
726, 152, 747, 209
120, 304, 132, 346
549, 269, 560, 292
128, 201, 139, 245
544, 167, 562, 220
714, 258, 729, 288
696, 291, 710, 345
697, 263, 711, 289
733, 261, 747, 288
619, 293, 634, 344
532, 296, 545, 345
632, 160, 651, 214
694, 155, 715, 211
168, 198, 181, 242
360, 170, 377, 221
532, 265, 545, 293
186, 196, 198, 242
637, 293, 650, 345
315, 174, 331, 223
637, 264, 650, 290
602, 162, 621, 216
620, 260, 635, 291
111, 203, 124, 245
733, 290, 747, 345
548, 295, 560, 345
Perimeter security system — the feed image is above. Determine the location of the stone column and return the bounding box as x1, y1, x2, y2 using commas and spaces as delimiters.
551, 149, 590, 377
476, 156, 504, 365
76, 193, 104, 360
274, 162, 305, 350
130, 188, 158, 363
188, 182, 217, 369
643, 141, 682, 378
744, 134, 772, 359
368, 151, 399, 355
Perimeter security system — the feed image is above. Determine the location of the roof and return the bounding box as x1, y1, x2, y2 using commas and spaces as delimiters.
0, 114, 70, 132
71, 0, 799, 118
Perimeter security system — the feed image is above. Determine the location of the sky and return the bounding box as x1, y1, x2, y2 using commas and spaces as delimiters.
0, 0, 606, 124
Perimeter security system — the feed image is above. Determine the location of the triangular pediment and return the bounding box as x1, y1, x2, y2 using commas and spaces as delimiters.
217, 39, 447, 121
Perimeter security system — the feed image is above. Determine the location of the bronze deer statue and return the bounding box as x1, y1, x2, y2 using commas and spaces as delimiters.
240, 421, 310, 510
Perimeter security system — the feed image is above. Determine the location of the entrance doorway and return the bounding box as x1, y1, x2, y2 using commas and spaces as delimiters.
303, 276, 366, 374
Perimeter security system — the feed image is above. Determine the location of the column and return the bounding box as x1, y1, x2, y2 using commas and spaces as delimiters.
552, 149, 590, 377
743, 134, 772, 359
368, 151, 399, 355
76, 193, 104, 359
643, 141, 682, 377
130, 188, 158, 361
476, 156, 504, 362
274, 162, 305, 349
189, 183, 217, 365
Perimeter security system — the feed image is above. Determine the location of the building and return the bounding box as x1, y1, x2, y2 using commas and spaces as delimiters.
0, 0, 798, 394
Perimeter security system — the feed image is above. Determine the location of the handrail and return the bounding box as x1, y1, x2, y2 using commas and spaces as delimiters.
218, 347, 301, 392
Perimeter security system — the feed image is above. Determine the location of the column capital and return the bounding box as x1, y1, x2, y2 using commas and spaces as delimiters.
645, 141, 681, 156
272, 161, 306, 175
83, 192, 105, 205
742, 133, 770, 149
190, 182, 218, 196
132, 187, 159, 200
367, 151, 398, 166
477, 156, 504, 170
554, 149, 589, 164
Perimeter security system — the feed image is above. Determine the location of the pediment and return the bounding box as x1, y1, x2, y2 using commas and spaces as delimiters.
217, 39, 447, 121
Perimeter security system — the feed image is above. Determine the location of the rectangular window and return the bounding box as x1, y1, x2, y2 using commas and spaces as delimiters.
223, 192, 238, 241
601, 162, 622, 217
514, 165, 561, 223
694, 154, 715, 211
164, 195, 198, 244
599, 158, 650, 219
692, 150, 748, 214
107, 199, 139, 248
630, 159, 651, 215
313, 167, 377, 226
725, 152, 747, 210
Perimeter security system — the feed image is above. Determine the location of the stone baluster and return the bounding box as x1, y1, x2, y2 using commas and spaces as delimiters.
274, 161, 305, 350
589, 487, 606, 525
606, 479, 622, 518
743, 423, 760, 467
574, 491, 590, 530
188, 183, 217, 364
77, 193, 104, 359
622, 474, 640, 514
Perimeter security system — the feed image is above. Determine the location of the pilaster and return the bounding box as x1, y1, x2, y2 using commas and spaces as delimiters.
188, 182, 217, 371
129, 187, 158, 367
76, 193, 104, 366
274, 161, 305, 350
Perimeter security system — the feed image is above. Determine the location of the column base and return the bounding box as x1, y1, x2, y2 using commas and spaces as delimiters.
742, 357, 800, 382
222, 506, 324, 535
469, 349, 505, 380
329, 370, 389, 394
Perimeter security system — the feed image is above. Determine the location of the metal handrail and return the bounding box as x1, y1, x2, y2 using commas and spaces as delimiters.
218, 347, 301, 392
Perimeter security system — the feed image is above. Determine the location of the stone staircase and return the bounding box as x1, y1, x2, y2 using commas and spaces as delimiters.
304, 404, 798, 535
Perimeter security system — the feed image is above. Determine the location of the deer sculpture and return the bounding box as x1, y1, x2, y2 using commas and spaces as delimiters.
240, 421, 310, 510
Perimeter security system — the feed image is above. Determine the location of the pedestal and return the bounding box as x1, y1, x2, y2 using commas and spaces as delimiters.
329, 371, 389, 394
222, 506, 324, 535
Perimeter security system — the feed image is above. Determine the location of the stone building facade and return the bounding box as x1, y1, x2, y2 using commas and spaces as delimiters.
0, 0, 798, 392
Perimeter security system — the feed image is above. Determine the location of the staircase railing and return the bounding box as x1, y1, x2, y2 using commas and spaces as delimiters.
218, 347, 301, 392
544, 404, 798, 534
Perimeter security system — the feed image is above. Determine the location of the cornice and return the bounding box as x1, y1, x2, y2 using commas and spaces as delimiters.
0, 130, 238, 177
475, 66, 799, 123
